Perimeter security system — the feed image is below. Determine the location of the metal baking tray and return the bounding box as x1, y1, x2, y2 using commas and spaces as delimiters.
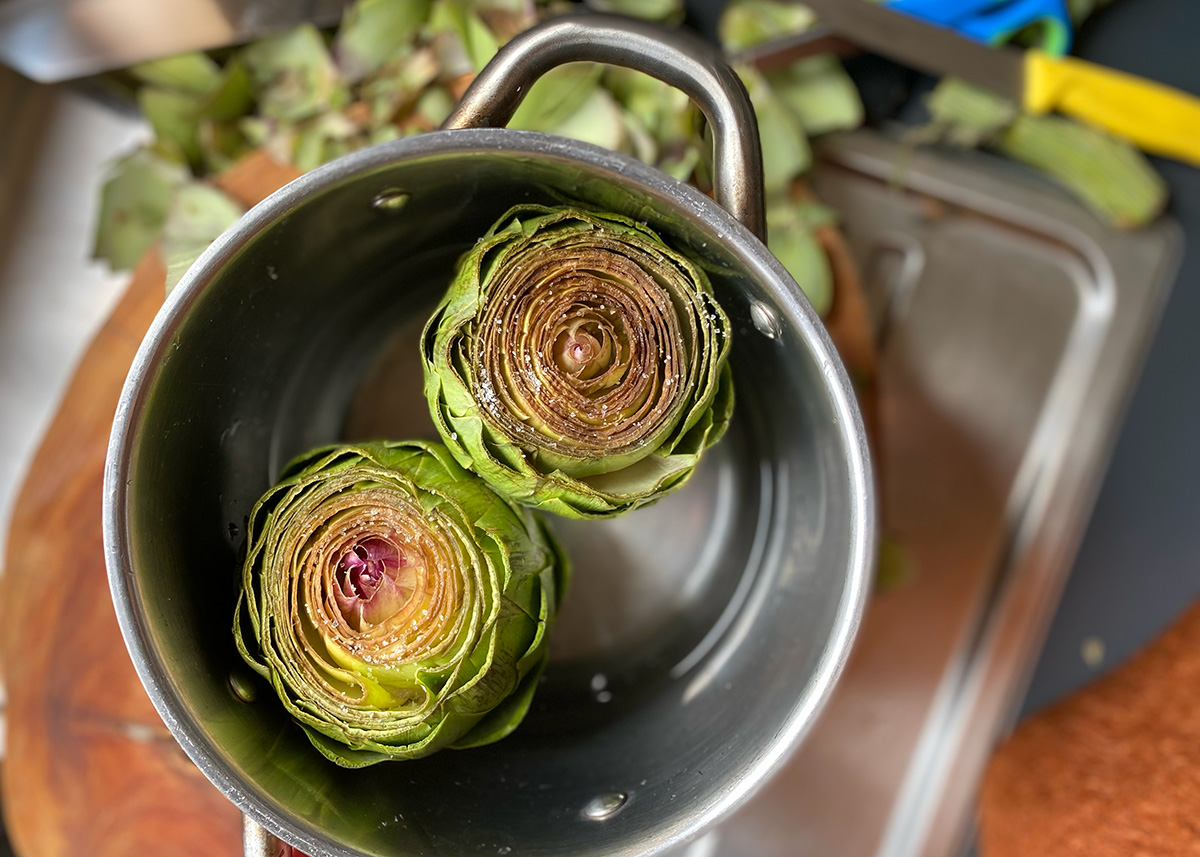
0, 65, 1181, 855
663, 130, 1181, 857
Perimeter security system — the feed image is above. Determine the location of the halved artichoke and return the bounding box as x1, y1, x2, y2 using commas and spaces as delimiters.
234, 440, 566, 767
423, 205, 734, 519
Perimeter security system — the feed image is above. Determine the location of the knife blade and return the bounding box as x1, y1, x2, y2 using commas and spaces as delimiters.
797, 0, 1200, 167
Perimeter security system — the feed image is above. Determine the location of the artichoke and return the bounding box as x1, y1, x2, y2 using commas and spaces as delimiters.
423, 205, 734, 519
234, 440, 567, 767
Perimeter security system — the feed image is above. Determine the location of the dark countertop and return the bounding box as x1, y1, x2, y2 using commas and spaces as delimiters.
1016, 0, 1200, 715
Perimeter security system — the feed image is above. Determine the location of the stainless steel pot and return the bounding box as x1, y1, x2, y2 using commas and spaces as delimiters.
104, 14, 874, 857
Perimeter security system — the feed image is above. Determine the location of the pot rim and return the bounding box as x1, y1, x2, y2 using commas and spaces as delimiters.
103, 127, 875, 857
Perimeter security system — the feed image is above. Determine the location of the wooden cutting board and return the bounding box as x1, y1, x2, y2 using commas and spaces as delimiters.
0, 154, 874, 857
0, 153, 300, 857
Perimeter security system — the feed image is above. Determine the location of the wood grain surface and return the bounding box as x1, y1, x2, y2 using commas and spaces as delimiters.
0, 153, 299, 857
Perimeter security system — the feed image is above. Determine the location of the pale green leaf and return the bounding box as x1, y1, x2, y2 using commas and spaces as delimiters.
428, 1, 500, 75
719, 0, 817, 52
510, 63, 603, 132
767, 195, 833, 315
93, 148, 189, 270
241, 25, 347, 121
130, 52, 222, 95
925, 77, 1166, 228
585, 0, 684, 23
414, 85, 455, 127
739, 65, 811, 193
766, 55, 864, 137
335, 0, 431, 81
140, 87, 204, 167
162, 182, 244, 293
550, 87, 627, 151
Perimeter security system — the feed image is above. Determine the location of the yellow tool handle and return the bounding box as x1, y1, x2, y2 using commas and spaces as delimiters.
1024, 50, 1200, 166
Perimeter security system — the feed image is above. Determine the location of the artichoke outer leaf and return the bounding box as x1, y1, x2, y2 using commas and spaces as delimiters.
162, 182, 244, 294
766, 194, 834, 316
241, 24, 348, 122
737, 64, 811, 194
719, 0, 818, 52
335, 0, 432, 81
130, 52, 223, 95
140, 87, 205, 168
509, 63, 604, 133
765, 56, 864, 137
93, 148, 189, 270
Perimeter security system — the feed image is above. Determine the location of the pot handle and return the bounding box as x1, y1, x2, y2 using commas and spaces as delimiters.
443, 13, 767, 241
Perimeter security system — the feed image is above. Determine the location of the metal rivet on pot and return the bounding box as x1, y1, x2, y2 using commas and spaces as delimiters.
372, 189, 411, 211
229, 668, 258, 703
582, 792, 628, 820
750, 300, 781, 339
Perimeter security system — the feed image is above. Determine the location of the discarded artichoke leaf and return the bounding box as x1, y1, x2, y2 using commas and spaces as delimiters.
998, 115, 1167, 229
335, 0, 431, 82
130, 52, 222, 96
140, 87, 204, 168
619, 110, 660, 166
797, 196, 838, 231
737, 65, 811, 194
145, 138, 189, 167
423, 205, 734, 519
241, 24, 348, 121
238, 115, 272, 148
362, 48, 440, 124
766, 55, 864, 137
927, 78, 1166, 228
290, 126, 328, 172
604, 67, 699, 157
290, 111, 363, 172
238, 116, 298, 168
198, 119, 253, 174
370, 124, 404, 145
719, 0, 818, 52
428, 1, 499, 75
585, 0, 685, 23
475, 2, 540, 41
659, 145, 702, 182
603, 67, 667, 125
429, 31, 473, 81
234, 440, 567, 766
509, 63, 603, 132
925, 76, 1017, 147
766, 194, 833, 316
93, 148, 189, 270
468, 0, 534, 13
162, 182, 244, 293
201, 59, 255, 123
549, 87, 627, 152
414, 84, 455, 127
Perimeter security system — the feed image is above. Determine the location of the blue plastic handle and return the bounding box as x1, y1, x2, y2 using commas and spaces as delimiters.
887, 0, 1073, 55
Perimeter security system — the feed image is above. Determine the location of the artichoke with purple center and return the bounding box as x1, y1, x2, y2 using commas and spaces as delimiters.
423, 205, 734, 519
234, 440, 567, 767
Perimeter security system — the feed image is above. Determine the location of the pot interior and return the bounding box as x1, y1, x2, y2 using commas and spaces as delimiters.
118, 132, 866, 857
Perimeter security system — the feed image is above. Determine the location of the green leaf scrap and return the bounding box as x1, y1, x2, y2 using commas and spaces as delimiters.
93, 149, 189, 270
